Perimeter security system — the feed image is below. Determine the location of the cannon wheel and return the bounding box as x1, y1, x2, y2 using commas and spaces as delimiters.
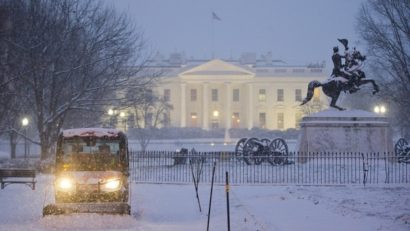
243, 137, 260, 165
254, 138, 270, 165
235, 138, 252, 164
268, 138, 289, 165
235, 138, 247, 158
395, 138, 410, 163
395, 138, 408, 156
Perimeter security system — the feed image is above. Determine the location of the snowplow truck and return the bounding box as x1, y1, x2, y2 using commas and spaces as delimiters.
43, 128, 130, 216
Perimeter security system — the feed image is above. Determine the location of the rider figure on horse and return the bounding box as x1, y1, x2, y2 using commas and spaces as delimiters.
331, 39, 361, 93
301, 38, 379, 111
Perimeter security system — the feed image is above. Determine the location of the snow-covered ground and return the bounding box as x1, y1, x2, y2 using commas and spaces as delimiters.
0, 137, 409, 230
0, 175, 409, 231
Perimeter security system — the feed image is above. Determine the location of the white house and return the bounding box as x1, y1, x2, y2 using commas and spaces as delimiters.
145, 55, 328, 131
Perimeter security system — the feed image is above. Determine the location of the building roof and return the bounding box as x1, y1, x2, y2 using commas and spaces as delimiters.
180, 59, 254, 76
148, 58, 327, 79
62, 128, 122, 138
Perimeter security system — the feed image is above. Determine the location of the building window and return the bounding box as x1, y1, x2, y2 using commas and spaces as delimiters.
211, 89, 218, 101
295, 89, 302, 102
259, 112, 266, 128
231, 112, 240, 128
277, 112, 284, 129
190, 112, 198, 127
277, 89, 284, 102
258, 89, 266, 102
233, 89, 240, 102
190, 89, 197, 101
164, 89, 171, 102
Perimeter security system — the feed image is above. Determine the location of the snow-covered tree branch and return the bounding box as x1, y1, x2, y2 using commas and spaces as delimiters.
0, 0, 153, 159
358, 0, 410, 138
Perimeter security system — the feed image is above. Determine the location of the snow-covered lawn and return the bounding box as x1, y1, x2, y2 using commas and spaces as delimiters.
0, 175, 409, 231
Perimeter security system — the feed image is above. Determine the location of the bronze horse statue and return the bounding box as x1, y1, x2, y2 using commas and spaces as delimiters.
301, 50, 379, 111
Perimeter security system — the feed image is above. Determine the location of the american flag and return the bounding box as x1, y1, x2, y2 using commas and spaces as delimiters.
212, 12, 221, 21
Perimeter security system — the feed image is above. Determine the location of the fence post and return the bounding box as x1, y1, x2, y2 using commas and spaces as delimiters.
206, 161, 217, 231
225, 171, 231, 231
361, 153, 368, 186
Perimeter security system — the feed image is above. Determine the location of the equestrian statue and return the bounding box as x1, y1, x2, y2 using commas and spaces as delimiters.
300, 39, 379, 111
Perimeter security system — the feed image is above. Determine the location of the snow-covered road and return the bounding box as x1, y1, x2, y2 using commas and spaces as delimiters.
0, 175, 409, 231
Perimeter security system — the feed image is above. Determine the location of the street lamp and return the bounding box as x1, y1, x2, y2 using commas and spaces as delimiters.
107, 108, 115, 128
21, 117, 29, 159
374, 105, 387, 115
22, 117, 29, 127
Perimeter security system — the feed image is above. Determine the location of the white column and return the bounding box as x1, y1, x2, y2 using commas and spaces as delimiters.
247, 83, 253, 129
202, 83, 209, 130
225, 82, 232, 129
180, 83, 186, 127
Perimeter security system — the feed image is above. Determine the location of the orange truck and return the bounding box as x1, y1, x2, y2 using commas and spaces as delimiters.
43, 128, 130, 215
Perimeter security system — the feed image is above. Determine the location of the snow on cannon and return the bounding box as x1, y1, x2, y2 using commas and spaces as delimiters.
235, 137, 293, 165
394, 138, 410, 164
43, 128, 131, 216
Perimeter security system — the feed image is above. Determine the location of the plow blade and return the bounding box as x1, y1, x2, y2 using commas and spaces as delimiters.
43, 202, 130, 216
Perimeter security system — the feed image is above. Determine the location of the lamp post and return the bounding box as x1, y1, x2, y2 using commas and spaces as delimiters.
21, 117, 29, 159
119, 111, 127, 131
107, 108, 115, 128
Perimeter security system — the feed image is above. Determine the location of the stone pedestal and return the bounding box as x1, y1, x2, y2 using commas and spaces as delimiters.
297, 109, 393, 154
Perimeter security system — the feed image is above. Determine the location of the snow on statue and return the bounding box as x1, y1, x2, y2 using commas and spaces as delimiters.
301, 38, 380, 111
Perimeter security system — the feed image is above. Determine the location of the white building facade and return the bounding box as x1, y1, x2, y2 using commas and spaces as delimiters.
151, 58, 328, 131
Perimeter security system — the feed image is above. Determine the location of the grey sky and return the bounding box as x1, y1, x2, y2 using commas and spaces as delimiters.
108, 0, 365, 66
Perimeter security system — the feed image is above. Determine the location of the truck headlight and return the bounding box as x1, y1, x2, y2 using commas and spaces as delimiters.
56, 177, 75, 192
101, 178, 121, 192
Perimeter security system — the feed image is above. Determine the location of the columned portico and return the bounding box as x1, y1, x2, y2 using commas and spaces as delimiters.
180, 83, 186, 127
224, 82, 232, 129
202, 82, 209, 130
247, 83, 254, 129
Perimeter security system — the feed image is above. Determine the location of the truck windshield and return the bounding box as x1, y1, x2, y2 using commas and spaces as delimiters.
61, 137, 122, 171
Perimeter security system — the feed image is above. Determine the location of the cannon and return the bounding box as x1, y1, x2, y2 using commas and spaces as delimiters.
235, 137, 292, 165
394, 138, 410, 163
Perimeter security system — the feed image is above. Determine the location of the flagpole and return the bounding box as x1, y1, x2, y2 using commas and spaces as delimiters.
211, 11, 221, 59
211, 12, 215, 59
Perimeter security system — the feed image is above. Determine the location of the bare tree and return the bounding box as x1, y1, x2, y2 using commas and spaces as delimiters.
357, 0, 410, 138
126, 88, 173, 151
1, 0, 152, 159
0, 4, 27, 158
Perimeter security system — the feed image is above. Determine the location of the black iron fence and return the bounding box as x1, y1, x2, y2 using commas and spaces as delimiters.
130, 151, 410, 185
